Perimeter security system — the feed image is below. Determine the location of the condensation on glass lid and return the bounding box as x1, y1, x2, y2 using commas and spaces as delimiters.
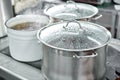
39, 21, 111, 50
44, 2, 98, 20
54, 9, 94, 20
45, 33, 101, 50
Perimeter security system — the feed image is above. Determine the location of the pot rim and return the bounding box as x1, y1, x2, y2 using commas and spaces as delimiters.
5, 15, 53, 32
37, 21, 112, 52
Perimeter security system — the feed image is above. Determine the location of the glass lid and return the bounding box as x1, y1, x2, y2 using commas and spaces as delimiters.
38, 21, 111, 51
44, 1, 98, 20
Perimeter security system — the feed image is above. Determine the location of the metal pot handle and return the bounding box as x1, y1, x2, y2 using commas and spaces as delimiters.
64, 0, 79, 10
91, 14, 102, 20
73, 52, 98, 59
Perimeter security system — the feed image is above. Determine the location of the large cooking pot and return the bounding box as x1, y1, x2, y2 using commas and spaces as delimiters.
6, 15, 52, 62
37, 21, 111, 80
44, 1, 102, 22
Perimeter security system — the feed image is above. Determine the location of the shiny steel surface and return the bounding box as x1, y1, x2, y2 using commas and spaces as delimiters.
42, 45, 106, 80
38, 21, 111, 80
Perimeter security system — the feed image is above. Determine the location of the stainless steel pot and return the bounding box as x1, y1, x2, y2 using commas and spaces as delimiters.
0, 0, 13, 38
44, 1, 102, 22
37, 21, 111, 80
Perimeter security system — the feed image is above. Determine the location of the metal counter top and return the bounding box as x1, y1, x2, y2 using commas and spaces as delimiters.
0, 52, 43, 80
0, 38, 120, 80
0, 37, 43, 80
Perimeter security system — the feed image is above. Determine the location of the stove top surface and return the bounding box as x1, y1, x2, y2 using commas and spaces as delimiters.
0, 39, 120, 80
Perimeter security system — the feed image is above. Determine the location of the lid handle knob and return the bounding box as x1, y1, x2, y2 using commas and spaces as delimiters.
64, 0, 79, 11
63, 20, 84, 34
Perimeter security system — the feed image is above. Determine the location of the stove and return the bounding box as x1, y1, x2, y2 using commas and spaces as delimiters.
105, 39, 120, 80
0, 39, 120, 80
